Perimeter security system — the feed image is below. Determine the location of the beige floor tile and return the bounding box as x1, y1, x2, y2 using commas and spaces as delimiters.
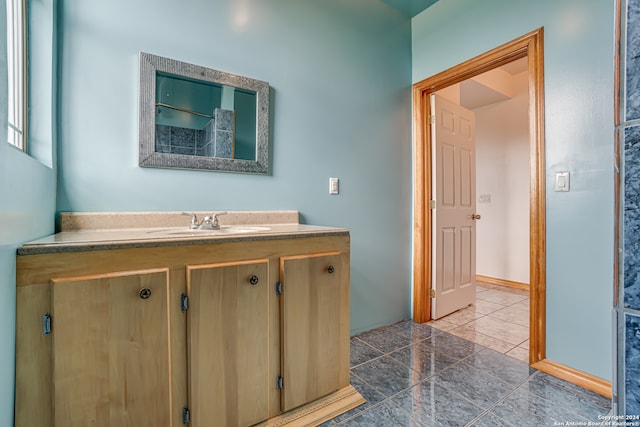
438, 306, 484, 326
519, 339, 529, 350
488, 305, 529, 327
506, 346, 529, 363
476, 289, 528, 306
497, 287, 530, 296
471, 299, 506, 315
426, 318, 458, 331
464, 316, 529, 345
513, 299, 530, 312
449, 326, 517, 353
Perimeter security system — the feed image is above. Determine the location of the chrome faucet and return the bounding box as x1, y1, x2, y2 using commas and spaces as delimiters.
182, 212, 228, 230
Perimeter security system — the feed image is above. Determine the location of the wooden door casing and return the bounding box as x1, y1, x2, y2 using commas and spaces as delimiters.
412, 29, 546, 368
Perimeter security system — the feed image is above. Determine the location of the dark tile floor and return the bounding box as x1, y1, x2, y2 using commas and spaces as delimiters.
324, 320, 611, 426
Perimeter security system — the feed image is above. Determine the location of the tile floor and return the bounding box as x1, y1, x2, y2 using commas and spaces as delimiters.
323, 284, 611, 426
428, 282, 530, 362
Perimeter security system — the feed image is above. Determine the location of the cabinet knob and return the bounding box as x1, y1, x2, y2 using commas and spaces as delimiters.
327, 265, 335, 274
249, 275, 259, 285
139, 288, 152, 299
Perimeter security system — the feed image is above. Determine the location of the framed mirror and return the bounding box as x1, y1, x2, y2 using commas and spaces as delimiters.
139, 52, 270, 174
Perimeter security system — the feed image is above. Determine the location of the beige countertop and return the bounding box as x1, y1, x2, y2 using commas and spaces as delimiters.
18, 211, 349, 255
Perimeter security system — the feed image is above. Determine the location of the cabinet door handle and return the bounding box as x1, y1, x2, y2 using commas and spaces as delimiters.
139, 288, 152, 299
327, 265, 335, 274
249, 275, 259, 285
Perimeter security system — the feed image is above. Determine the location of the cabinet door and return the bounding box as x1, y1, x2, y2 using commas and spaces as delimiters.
280, 252, 349, 412
187, 259, 269, 427
51, 269, 172, 427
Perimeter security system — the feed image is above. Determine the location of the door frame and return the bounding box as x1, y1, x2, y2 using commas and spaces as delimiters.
412, 28, 546, 365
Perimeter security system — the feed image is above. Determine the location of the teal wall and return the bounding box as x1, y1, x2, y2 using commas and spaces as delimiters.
412, 0, 615, 380
0, 1, 57, 425
56, 0, 413, 334
0, 158, 55, 427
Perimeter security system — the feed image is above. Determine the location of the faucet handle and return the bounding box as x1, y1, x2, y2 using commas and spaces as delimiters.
182, 212, 199, 229
211, 211, 228, 227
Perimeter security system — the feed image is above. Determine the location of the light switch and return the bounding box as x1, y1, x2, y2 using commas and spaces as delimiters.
479, 194, 491, 203
555, 171, 570, 192
329, 177, 339, 195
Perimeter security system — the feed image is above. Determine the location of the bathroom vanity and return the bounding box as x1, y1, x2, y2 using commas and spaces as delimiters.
15, 212, 364, 427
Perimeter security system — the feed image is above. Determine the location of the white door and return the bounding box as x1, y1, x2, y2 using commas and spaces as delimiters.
431, 94, 477, 319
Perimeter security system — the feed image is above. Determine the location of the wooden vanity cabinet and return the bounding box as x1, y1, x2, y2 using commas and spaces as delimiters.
187, 260, 270, 427
15, 235, 361, 427
280, 252, 349, 412
51, 269, 173, 426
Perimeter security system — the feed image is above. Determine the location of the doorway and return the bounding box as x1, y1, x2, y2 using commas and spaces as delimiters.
412, 28, 546, 365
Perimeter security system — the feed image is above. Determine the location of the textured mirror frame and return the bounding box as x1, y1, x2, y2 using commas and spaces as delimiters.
139, 52, 270, 174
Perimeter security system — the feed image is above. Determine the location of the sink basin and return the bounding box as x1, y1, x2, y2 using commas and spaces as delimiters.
163, 226, 271, 236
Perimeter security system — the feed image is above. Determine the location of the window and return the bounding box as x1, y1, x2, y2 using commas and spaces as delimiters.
6, 0, 27, 151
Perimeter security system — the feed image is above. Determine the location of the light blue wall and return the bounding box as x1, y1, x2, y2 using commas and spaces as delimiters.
0, 1, 57, 425
56, 0, 413, 333
413, 0, 615, 380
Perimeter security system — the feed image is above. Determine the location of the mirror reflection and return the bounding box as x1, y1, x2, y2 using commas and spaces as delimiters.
139, 52, 270, 174
155, 73, 257, 161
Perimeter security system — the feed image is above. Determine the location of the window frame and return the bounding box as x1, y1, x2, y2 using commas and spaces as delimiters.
6, 0, 28, 152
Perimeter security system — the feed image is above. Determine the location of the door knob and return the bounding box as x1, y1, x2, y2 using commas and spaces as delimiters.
469, 214, 481, 220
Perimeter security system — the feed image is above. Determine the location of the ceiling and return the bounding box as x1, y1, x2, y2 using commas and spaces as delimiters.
380, 0, 440, 18
459, 57, 529, 110
501, 58, 529, 75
